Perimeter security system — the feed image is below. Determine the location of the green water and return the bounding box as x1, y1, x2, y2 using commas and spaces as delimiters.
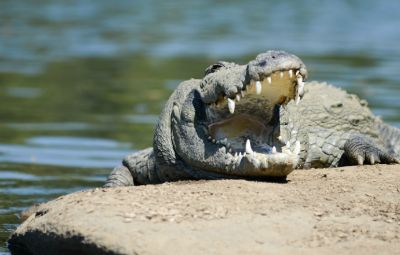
1, 0, 400, 252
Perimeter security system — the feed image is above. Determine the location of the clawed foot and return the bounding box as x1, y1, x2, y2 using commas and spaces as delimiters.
344, 136, 399, 165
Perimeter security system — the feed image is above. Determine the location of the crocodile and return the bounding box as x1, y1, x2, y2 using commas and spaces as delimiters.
104, 50, 399, 187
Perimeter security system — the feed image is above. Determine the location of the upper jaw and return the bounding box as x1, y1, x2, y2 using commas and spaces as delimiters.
246, 61, 307, 82
207, 66, 306, 119
246, 50, 308, 81
201, 51, 307, 109
244, 51, 307, 106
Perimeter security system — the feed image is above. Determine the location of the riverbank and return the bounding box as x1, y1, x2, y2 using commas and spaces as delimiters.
8, 164, 400, 255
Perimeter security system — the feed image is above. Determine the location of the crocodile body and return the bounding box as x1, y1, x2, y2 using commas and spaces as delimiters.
105, 51, 399, 187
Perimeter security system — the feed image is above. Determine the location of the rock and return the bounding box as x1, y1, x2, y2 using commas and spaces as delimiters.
8, 165, 400, 255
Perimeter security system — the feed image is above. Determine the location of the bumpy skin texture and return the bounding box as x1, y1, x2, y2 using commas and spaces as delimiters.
104, 52, 399, 187
280, 82, 399, 168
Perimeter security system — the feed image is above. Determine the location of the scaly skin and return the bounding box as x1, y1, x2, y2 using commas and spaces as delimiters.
105, 51, 399, 187
281, 82, 399, 168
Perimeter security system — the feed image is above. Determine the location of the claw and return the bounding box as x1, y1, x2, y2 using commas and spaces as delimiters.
357, 155, 364, 165
369, 155, 375, 165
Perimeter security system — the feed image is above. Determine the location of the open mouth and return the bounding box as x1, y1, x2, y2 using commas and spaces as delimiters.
205, 68, 305, 167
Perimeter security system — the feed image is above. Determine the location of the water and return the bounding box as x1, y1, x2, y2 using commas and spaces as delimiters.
1, 0, 400, 252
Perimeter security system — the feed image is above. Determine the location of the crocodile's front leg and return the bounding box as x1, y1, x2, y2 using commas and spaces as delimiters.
104, 165, 133, 187
104, 148, 159, 187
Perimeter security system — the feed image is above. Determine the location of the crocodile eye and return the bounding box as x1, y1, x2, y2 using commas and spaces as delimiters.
205, 62, 225, 75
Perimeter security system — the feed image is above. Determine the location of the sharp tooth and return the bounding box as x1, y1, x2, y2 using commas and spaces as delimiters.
297, 75, 304, 85
255, 81, 262, 95
298, 76, 304, 94
277, 135, 286, 143
234, 152, 238, 157
280, 72, 283, 78
295, 93, 301, 105
286, 141, 291, 148
212, 139, 216, 143
296, 75, 304, 105
241, 91, 245, 97
236, 94, 241, 101
245, 139, 254, 154
272, 146, 277, 154
227, 98, 235, 114
295, 70, 300, 76
289, 70, 293, 78
294, 141, 301, 154
267, 76, 272, 84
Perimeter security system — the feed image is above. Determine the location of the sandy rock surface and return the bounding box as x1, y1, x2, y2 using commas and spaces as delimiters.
8, 165, 400, 255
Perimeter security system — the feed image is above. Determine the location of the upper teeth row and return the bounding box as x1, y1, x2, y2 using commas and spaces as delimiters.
224, 69, 304, 114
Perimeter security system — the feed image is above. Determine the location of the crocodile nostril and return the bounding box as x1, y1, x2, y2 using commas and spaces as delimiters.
272, 55, 276, 59
258, 60, 267, 66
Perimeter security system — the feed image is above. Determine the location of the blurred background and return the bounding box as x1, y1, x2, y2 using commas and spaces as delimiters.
1, 0, 399, 252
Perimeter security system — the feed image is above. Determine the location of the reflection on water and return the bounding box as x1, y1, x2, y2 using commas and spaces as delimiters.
2, 0, 400, 73
0, 137, 132, 168
1, 0, 400, 252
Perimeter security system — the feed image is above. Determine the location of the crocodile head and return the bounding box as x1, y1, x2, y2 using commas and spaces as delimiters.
170, 50, 307, 178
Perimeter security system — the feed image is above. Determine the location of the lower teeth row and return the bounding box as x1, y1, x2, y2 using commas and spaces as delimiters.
208, 136, 301, 157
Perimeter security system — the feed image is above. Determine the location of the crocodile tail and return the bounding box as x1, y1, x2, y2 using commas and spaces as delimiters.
376, 121, 400, 157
